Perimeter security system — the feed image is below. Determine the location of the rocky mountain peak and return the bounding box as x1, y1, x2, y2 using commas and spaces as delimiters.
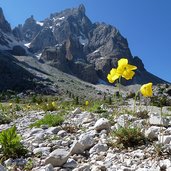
0, 7, 11, 33
0, 7, 26, 52
22, 15, 42, 42
78, 4, 86, 14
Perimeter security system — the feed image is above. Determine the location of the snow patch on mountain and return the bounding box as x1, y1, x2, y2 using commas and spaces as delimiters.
53, 16, 65, 22
93, 49, 100, 54
35, 53, 42, 59
78, 36, 88, 45
56, 23, 61, 27
36, 21, 44, 26
24, 42, 31, 48
58, 16, 65, 20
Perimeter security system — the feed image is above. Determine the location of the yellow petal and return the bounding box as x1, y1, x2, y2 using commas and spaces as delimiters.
116, 67, 124, 75
126, 64, 137, 71
107, 73, 120, 83
110, 68, 117, 75
122, 70, 135, 80
85, 101, 89, 106
118, 58, 128, 67
112, 74, 120, 82
107, 74, 114, 83
52, 102, 56, 107
140, 82, 153, 97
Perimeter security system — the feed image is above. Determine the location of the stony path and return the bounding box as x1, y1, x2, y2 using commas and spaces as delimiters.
1, 102, 171, 171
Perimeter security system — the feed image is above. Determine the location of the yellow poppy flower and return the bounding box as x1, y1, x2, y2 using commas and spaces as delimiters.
52, 102, 56, 107
117, 58, 137, 80
107, 68, 120, 83
9, 103, 13, 107
85, 100, 89, 106
27, 105, 31, 109
140, 82, 153, 97
107, 58, 137, 83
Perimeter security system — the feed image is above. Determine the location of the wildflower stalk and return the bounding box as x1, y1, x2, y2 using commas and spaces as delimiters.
139, 94, 142, 111
160, 106, 163, 144
118, 77, 121, 93
117, 77, 123, 105
134, 91, 139, 113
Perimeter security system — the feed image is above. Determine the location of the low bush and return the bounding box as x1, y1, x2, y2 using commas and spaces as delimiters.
0, 126, 27, 160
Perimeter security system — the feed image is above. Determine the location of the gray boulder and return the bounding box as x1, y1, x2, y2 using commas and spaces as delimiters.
33, 147, 51, 155
63, 158, 77, 169
45, 149, 70, 167
149, 113, 170, 126
79, 132, 95, 150
145, 126, 161, 140
93, 118, 110, 132
89, 142, 108, 154
32, 164, 54, 171
70, 141, 84, 155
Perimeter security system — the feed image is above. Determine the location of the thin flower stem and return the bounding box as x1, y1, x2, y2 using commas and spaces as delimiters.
118, 77, 123, 104
118, 77, 121, 93
146, 98, 148, 112
160, 106, 163, 144
134, 91, 139, 113
139, 95, 142, 111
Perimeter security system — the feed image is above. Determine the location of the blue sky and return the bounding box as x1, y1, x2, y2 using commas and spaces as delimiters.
0, 0, 171, 83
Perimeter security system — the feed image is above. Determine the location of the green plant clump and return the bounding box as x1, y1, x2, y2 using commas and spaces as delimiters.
0, 126, 27, 160
87, 101, 107, 113
0, 112, 11, 124
30, 114, 64, 128
113, 127, 146, 148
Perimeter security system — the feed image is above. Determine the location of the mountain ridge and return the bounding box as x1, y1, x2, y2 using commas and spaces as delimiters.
0, 4, 169, 92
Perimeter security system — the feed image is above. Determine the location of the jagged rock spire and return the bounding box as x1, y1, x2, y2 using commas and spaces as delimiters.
78, 4, 86, 14
0, 7, 11, 33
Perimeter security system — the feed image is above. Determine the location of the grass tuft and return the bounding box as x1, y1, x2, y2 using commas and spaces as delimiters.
30, 113, 64, 128
111, 127, 146, 148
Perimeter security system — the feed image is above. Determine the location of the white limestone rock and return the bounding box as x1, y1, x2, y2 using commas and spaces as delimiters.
45, 149, 70, 167
93, 118, 110, 131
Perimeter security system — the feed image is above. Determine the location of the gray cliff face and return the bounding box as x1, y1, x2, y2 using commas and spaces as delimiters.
29, 28, 57, 53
